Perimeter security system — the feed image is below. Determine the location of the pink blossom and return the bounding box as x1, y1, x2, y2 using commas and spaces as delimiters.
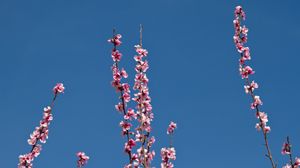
120, 121, 132, 134
161, 147, 176, 168
255, 123, 261, 131
147, 136, 156, 148
136, 47, 148, 57
281, 142, 291, 155
122, 83, 130, 93
124, 108, 137, 120
121, 68, 128, 78
108, 34, 122, 46
76, 152, 90, 167
112, 50, 122, 62
256, 112, 268, 124
242, 47, 251, 60
32, 144, 42, 157
295, 157, 300, 167
53, 83, 65, 94
251, 96, 262, 109
244, 81, 258, 94
240, 65, 254, 79
115, 102, 124, 112
241, 25, 248, 35
235, 43, 244, 53
124, 139, 136, 153
234, 5, 246, 20
167, 122, 177, 135
263, 126, 271, 133
283, 164, 292, 168
135, 131, 143, 142
123, 92, 131, 103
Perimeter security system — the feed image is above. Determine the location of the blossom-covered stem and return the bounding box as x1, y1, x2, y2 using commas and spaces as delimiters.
138, 24, 149, 168
233, 6, 276, 168
18, 83, 64, 168
110, 29, 133, 164
29, 93, 57, 154
76, 152, 90, 168
244, 76, 276, 168
169, 133, 173, 148
287, 136, 294, 168
133, 25, 155, 168
161, 122, 177, 168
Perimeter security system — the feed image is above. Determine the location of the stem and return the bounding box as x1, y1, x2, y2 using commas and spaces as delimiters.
287, 136, 294, 168
169, 133, 173, 148
140, 24, 143, 48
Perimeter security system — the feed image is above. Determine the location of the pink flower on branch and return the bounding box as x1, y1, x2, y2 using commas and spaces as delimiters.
53, 83, 65, 94
282, 142, 291, 155
108, 33, 122, 46
76, 152, 90, 168
18, 83, 64, 168
167, 122, 177, 135
244, 80, 258, 94
160, 147, 176, 168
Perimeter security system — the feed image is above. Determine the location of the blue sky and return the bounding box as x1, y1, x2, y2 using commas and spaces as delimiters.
1, 0, 300, 167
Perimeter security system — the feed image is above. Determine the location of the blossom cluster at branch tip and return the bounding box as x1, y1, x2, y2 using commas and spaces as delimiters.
53, 83, 65, 94
167, 121, 177, 135
77, 152, 90, 167
108, 34, 122, 46
244, 81, 258, 94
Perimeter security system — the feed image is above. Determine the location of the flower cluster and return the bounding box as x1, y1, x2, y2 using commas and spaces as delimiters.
76, 152, 90, 168
282, 142, 291, 155
160, 147, 176, 168
233, 6, 277, 167
18, 84, 64, 168
53, 83, 65, 94
167, 122, 177, 135
255, 111, 270, 133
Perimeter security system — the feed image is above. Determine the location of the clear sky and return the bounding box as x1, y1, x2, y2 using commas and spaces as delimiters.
1, 0, 300, 167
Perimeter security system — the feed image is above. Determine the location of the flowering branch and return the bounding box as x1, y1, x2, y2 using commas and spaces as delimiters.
109, 29, 136, 166
18, 83, 65, 168
232, 6, 277, 168
133, 24, 155, 168
76, 152, 90, 168
161, 122, 177, 168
